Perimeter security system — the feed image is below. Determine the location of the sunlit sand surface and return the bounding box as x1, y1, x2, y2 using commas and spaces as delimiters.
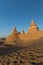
0, 37, 43, 65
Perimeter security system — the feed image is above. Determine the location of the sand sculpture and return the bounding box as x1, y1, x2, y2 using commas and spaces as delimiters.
4, 20, 43, 45
4, 27, 21, 45
28, 20, 39, 32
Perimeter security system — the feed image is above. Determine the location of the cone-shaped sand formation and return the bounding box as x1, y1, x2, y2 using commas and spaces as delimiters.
13, 26, 17, 33
28, 20, 39, 32
4, 27, 21, 45
30, 20, 36, 26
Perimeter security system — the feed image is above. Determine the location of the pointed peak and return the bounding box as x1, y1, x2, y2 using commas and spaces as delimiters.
13, 26, 16, 31
28, 20, 39, 32
13, 26, 17, 33
32, 19, 34, 22
30, 20, 36, 26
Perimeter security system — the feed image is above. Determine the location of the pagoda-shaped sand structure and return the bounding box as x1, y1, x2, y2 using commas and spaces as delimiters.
4, 20, 43, 45
28, 20, 39, 32
4, 27, 21, 45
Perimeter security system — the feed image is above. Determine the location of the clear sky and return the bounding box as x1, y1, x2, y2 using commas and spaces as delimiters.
0, 0, 43, 37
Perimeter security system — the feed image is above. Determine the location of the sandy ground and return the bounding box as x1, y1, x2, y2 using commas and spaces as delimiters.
0, 38, 43, 65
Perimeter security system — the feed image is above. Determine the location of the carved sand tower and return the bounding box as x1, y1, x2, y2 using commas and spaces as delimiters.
27, 20, 43, 41
4, 27, 21, 45
28, 20, 39, 32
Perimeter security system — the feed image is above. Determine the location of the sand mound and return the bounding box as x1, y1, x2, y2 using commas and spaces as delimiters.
4, 27, 21, 46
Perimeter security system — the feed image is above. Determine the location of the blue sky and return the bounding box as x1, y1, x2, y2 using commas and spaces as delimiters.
0, 0, 43, 37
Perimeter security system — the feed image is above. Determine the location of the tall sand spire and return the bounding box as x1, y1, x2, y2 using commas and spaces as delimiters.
4, 27, 21, 45
28, 20, 39, 32
12, 26, 17, 34
30, 19, 36, 26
